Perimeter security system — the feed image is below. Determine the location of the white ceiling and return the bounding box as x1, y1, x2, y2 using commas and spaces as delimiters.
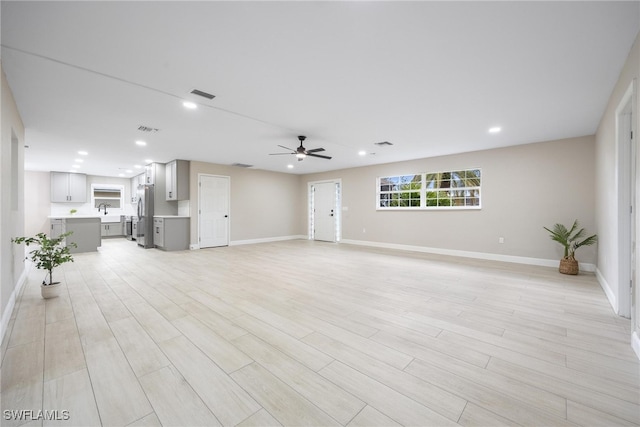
2, 1, 639, 177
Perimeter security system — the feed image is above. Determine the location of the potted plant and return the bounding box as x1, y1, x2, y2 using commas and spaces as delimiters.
12, 231, 77, 298
543, 220, 597, 275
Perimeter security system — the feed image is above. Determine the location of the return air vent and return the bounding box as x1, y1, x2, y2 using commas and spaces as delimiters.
190, 89, 216, 100
374, 141, 393, 146
138, 125, 159, 132
231, 163, 253, 168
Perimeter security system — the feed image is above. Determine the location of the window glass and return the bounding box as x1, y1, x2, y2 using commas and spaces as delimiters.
378, 169, 481, 210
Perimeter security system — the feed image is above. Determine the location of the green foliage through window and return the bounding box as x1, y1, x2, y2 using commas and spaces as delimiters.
378, 169, 481, 209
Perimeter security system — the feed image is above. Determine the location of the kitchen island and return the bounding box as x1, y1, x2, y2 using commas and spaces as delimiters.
49, 216, 102, 253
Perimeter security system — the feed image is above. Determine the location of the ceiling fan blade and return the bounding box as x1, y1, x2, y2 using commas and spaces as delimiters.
306, 153, 332, 160
306, 148, 325, 153
298, 157, 304, 162
269, 153, 294, 155
277, 145, 294, 151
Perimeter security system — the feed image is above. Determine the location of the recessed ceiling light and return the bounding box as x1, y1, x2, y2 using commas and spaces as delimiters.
126, 169, 133, 173
134, 165, 142, 169
287, 164, 294, 169
71, 164, 80, 168
135, 140, 147, 146
144, 159, 153, 164
358, 150, 367, 156
183, 101, 198, 109
489, 126, 502, 133
74, 158, 84, 163
78, 151, 88, 155
118, 174, 124, 177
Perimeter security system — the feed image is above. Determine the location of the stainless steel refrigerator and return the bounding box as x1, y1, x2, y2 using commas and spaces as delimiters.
136, 184, 155, 248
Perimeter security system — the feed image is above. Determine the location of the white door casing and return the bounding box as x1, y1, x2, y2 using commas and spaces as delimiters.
310, 181, 340, 242
617, 82, 635, 319
198, 174, 230, 248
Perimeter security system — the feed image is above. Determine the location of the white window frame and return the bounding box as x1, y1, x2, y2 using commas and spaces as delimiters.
91, 183, 125, 210
376, 169, 482, 210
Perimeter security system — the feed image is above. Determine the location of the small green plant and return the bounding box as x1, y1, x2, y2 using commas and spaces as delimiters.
12, 232, 77, 285
69, 209, 77, 215
543, 220, 597, 259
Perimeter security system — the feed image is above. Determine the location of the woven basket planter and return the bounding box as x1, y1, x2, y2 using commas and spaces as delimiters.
559, 257, 579, 275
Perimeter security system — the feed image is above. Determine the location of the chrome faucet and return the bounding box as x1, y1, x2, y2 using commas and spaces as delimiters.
97, 203, 111, 215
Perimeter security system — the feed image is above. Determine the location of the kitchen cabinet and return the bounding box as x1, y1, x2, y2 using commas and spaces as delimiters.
51, 172, 87, 203
101, 222, 123, 237
49, 216, 101, 253
165, 160, 190, 201
131, 173, 144, 203
50, 218, 66, 239
145, 162, 166, 185
153, 216, 189, 251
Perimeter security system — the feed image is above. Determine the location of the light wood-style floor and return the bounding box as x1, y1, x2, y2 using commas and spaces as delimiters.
2, 238, 639, 427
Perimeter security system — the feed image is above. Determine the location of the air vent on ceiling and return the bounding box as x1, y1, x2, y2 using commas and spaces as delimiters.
138, 125, 159, 132
231, 163, 253, 168
190, 89, 216, 100
374, 141, 393, 146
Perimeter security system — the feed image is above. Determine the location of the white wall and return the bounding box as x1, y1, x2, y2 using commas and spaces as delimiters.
1, 64, 26, 343
595, 31, 640, 334
24, 171, 51, 236
301, 136, 596, 267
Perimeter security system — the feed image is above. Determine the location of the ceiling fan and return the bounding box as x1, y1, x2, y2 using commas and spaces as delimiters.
269, 135, 332, 161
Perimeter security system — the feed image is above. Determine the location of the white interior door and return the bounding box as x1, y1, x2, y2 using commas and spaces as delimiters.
199, 175, 229, 248
313, 182, 337, 242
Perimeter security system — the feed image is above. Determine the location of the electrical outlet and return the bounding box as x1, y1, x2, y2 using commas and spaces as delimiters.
498, 237, 505, 244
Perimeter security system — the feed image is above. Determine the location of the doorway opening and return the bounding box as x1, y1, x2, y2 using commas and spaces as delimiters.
308, 180, 341, 242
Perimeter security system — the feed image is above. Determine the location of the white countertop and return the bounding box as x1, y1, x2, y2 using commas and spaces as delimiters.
153, 215, 190, 219
49, 215, 123, 223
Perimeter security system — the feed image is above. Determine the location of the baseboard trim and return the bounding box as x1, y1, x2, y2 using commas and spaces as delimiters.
230, 235, 306, 246
0, 268, 28, 345
340, 239, 597, 272
595, 267, 619, 315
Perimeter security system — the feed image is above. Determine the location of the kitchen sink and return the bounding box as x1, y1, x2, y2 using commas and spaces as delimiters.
100, 215, 122, 223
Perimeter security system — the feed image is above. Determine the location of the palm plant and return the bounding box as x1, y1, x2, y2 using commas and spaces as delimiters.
12, 231, 76, 285
543, 220, 597, 260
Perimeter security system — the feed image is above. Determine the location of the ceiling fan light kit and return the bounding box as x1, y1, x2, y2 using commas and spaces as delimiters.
269, 135, 332, 161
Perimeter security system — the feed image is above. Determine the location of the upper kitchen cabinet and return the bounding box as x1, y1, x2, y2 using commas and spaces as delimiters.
165, 160, 190, 201
51, 172, 87, 203
144, 162, 166, 185
130, 173, 144, 203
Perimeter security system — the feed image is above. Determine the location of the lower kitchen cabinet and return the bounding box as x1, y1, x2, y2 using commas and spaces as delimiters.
153, 216, 189, 251
101, 222, 123, 237
50, 219, 66, 239
49, 217, 101, 253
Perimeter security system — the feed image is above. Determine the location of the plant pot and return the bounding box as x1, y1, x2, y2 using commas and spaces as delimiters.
41, 282, 62, 299
559, 257, 579, 275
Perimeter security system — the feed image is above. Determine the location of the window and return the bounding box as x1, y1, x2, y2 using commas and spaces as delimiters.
379, 175, 422, 207
377, 169, 481, 210
91, 184, 124, 209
